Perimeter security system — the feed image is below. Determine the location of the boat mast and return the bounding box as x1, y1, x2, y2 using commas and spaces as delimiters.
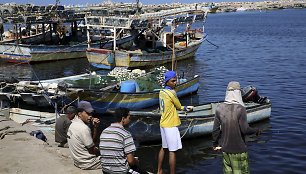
171, 25, 176, 71
113, 27, 116, 51
85, 17, 90, 48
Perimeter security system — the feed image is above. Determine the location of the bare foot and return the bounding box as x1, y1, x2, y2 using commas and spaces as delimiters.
157, 169, 163, 174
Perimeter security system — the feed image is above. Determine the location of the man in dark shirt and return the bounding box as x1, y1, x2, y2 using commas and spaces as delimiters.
212, 81, 260, 174
55, 106, 77, 147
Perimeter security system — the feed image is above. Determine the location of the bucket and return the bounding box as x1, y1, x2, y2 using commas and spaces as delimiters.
120, 80, 139, 93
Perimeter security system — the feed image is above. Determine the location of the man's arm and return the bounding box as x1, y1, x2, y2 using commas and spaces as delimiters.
212, 113, 221, 147
126, 153, 138, 166
87, 144, 100, 156
167, 90, 184, 111
91, 118, 100, 145
239, 107, 258, 135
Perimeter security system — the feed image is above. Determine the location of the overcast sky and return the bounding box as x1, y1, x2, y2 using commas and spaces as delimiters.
2, 0, 261, 6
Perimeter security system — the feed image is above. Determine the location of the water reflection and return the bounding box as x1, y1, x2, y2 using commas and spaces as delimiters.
135, 120, 272, 174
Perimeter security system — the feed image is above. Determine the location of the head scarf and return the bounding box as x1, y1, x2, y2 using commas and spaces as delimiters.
224, 81, 245, 107
164, 71, 177, 83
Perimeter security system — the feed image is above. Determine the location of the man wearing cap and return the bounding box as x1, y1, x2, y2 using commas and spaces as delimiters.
157, 71, 193, 174
55, 105, 77, 147
212, 81, 261, 174
67, 100, 101, 170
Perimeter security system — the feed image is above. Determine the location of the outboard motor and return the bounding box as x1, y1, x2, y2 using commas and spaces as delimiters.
241, 85, 268, 104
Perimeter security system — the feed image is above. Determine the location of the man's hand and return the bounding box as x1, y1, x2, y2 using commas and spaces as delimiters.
256, 129, 261, 136
186, 106, 194, 112
92, 118, 100, 128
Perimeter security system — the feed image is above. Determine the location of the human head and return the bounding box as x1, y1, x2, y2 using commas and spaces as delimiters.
65, 106, 77, 120
77, 101, 94, 123
224, 81, 245, 106
164, 71, 177, 89
226, 81, 241, 91
108, 107, 131, 126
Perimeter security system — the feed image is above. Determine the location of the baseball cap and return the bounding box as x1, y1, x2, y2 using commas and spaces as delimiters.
77, 101, 94, 113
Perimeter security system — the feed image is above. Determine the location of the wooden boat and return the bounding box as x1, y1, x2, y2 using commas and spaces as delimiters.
0, 35, 134, 63
85, 5, 209, 69
66, 75, 199, 113
87, 31, 206, 69
0, 107, 59, 132
0, 67, 199, 113
0, 29, 54, 44
129, 100, 272, 143
208, 3, 219, 13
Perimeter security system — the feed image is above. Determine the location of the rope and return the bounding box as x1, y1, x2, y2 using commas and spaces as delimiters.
205, 39, 219, 48
180, 118, 194, 138
136, 118, 194, 149
0, 126, 10, 131
0, 130, 27, 140
14, 46, 62, 117
59, 97, 79, 114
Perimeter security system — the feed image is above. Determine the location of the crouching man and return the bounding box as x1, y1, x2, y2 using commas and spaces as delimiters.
67, 100, 101, 170
100, 107, 148, 174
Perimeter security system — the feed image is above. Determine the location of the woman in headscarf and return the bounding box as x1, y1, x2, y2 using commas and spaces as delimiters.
212, 81, 260, 174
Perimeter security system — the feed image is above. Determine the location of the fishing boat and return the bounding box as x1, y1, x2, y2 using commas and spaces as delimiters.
52, 66, 199, 113
0, 29, 54, 44
0, 35, 134, 63
0, 14, 135, 63
207, 3, 219, 13
87, 30, 206, 69
66, 74, 199, 113
85, 5, 209, 69
0, 66, 199, 113
129, 99, 271, 144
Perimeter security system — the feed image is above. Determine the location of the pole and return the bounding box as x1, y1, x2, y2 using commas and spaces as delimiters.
85, 17, 90, 48
171, 26, 176, 71
113, 27, 116, 51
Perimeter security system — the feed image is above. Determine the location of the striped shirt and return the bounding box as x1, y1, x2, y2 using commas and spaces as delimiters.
99, 123, 136, 174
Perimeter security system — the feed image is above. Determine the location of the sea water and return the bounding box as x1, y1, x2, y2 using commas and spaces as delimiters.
1, 9, 306, 174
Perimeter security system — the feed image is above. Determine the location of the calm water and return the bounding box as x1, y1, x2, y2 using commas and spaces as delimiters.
1, 9, 306, 173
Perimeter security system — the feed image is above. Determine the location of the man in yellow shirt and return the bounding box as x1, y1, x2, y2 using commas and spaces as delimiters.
157, 71, 193, 174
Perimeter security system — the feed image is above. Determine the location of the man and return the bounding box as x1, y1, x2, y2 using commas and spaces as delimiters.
157, 71, 193, 174
0, 17, 3, 41
55, 106, 77, 147
100, 107, 146, 174
212, 81, 260, 174
67, 100, 101, 170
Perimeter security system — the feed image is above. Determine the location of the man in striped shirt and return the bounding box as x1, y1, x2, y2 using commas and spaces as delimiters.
99, 107, 145, 174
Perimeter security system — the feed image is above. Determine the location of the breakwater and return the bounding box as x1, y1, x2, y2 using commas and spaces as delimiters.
1, 0, 306, 19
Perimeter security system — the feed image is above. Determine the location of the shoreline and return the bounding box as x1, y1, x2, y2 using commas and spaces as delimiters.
0, 116, 100, 174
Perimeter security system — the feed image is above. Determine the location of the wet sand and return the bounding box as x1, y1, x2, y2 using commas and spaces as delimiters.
0, 116, 100, 174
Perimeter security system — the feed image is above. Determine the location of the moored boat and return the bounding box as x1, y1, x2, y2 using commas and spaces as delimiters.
0, 66, 199, 113
87, 30, 206, 69
66, 74, 199, 113
85, 4, 209, 69
0, 35, 134, 63
129, 100, 271, 143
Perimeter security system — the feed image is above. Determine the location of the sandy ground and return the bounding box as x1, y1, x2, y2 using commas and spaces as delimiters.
0, 116, 101, 174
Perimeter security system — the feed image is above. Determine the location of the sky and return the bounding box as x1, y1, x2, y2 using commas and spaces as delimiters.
1, 0, 257, 6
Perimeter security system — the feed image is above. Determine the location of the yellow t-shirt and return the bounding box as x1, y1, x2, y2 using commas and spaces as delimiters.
159, 89, 184, 127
